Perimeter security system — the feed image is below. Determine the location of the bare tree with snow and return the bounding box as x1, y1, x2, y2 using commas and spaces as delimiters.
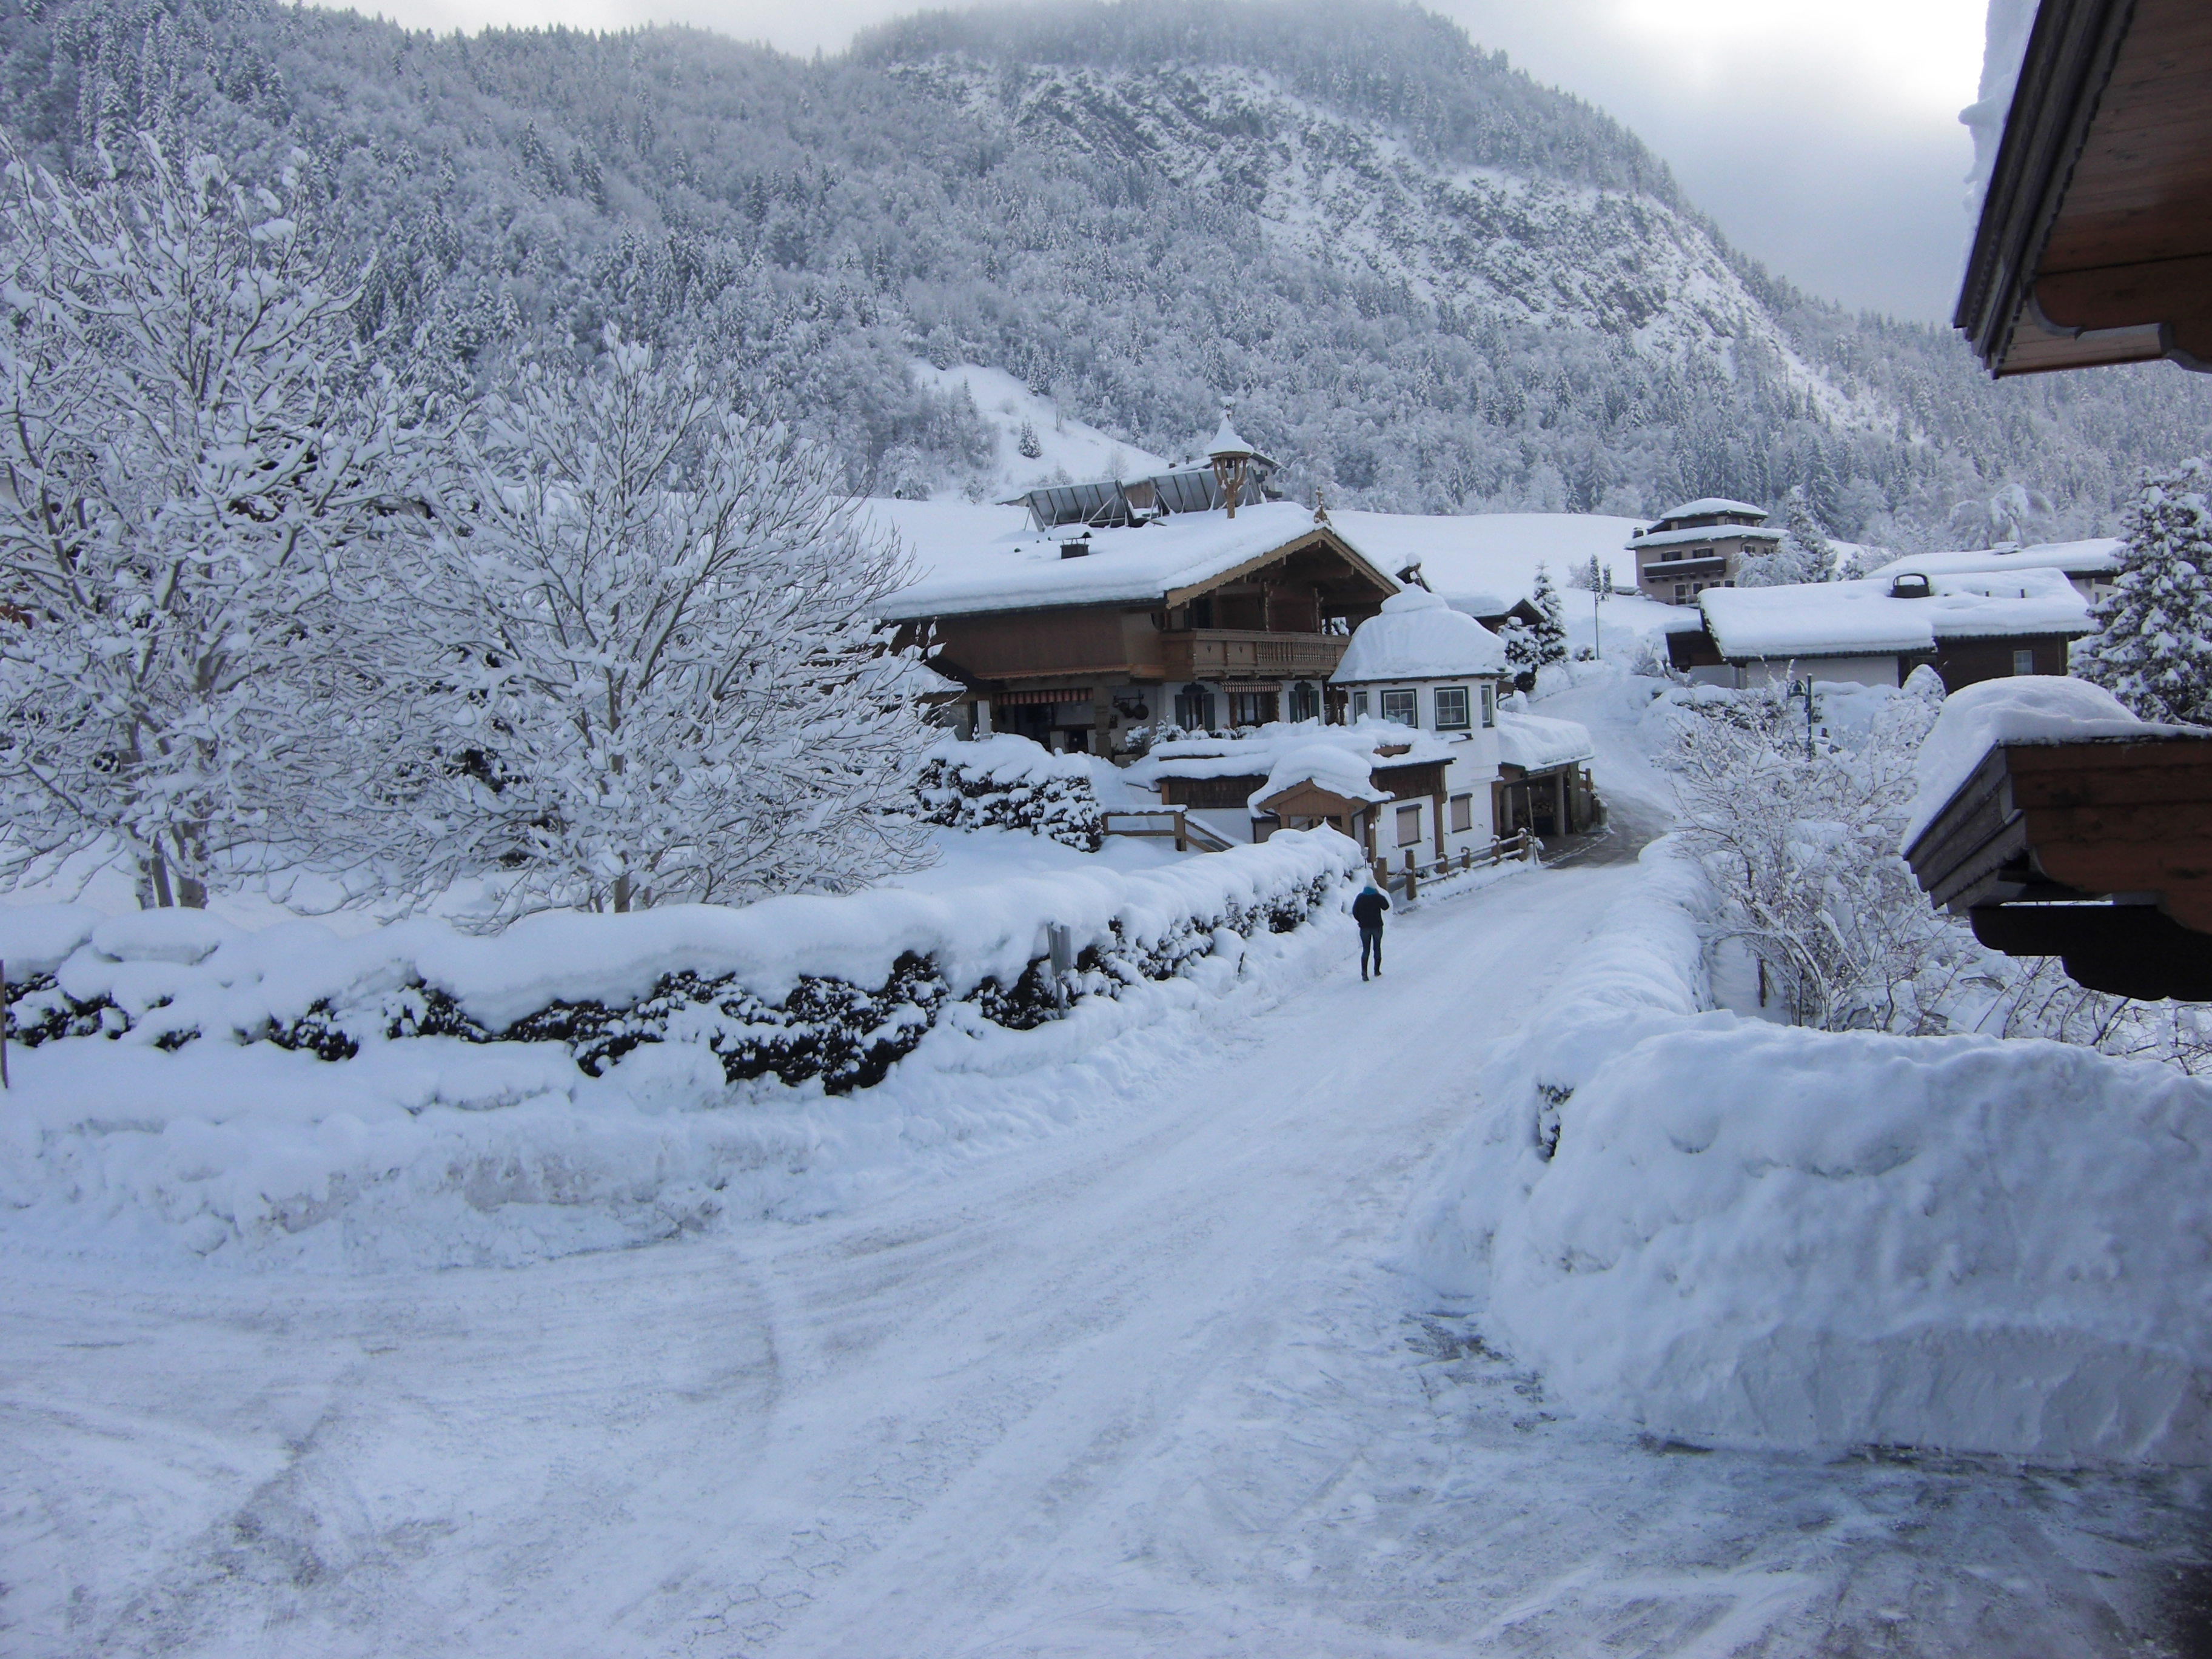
363, 335, 934, 922
0, 140, 415, 907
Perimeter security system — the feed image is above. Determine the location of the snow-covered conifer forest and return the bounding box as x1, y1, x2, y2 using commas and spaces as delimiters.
3, 0, 2209, 543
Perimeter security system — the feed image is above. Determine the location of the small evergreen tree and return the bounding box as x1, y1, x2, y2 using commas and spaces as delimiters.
1017, 418, 1042, 459
2080, 458, 2212, 725
1502, 563, 1570, 692
1740, 488, 1834, 587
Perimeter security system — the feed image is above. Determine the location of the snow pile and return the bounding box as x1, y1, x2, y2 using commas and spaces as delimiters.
1409, 839, 2212, 1464
0, 831, 1367, 1263
1126, 719, 1461, 788
1248, 742, 1393, 810
1331, 585, 1507, 682
1903, 676, 2204, 849
917, 734, 1105, 851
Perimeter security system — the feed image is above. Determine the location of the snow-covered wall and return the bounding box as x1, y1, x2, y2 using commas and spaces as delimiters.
1408, 839, 2212, 1466
0, 834, 1367, 1263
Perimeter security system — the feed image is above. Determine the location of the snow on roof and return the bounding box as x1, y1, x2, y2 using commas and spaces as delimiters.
1332, 586, 1508, 684
1903, 676, 2205, 850
1658, 498, 1768, 523
1870, 539, 2123, 581
1699, 569, 2090, 661
1495, 710, 1594, 774
877, 501, 1346, 620
1208, 416, 1261, 460
1251, 742, 1394, 811
1123, 720, 1457, 799
1630, 522, 1784, 550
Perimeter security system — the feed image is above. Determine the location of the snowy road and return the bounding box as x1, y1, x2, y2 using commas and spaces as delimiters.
5, 865, 2205, 1656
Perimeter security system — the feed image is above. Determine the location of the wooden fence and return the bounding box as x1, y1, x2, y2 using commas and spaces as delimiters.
1376, 830, 1534, 900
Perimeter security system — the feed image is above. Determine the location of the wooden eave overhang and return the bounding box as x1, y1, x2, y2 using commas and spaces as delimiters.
1958, 0, 2212, 375
1902, 732, 2212, 997
1160, 525, 1398, 611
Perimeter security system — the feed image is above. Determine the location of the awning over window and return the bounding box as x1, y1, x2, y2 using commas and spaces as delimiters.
992, 686, 1093, 707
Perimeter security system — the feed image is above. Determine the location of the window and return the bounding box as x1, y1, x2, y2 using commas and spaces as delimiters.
1289, 680, 1321, 722
2013, 648, 2036, 675
1396, 802, 1423, 846
1173, 684, 1215, 731
1433, 686, 1470, 731
1228, 689, 1278, 728
1380, 689, 1417, 726
1450, 793, 1473, 833
1351, 689, 1370, 720
1481, 683, 1496, 728
1674, 583, 1687, 601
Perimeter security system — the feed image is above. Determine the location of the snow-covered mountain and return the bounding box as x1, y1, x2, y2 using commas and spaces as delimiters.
7, 0, 2209, 542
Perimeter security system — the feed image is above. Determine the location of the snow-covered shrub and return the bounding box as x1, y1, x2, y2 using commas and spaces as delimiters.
2079, 456, 2212, 725
1664, 671, 1965, 1031
916, 734, 1104, 851
1, 831, 1358, 1095
1498, 563, 1569, 692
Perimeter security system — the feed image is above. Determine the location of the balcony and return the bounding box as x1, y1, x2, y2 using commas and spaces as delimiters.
1162, 629, 1349, 681
1643, 555, 1727, 579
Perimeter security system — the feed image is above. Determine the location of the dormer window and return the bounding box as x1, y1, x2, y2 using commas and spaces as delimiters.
1434, 686, 1470, 731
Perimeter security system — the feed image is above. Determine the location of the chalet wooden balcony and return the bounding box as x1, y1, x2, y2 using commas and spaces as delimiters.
1162, 629, 1347, 682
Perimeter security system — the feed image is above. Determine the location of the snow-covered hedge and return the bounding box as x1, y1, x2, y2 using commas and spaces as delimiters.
1408, 838, 2212, 1466
3, 830, 1358, 1095
916, 734, 1104, 851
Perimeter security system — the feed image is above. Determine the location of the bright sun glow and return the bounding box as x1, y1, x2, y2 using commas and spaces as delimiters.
1607, 0, 1988, 114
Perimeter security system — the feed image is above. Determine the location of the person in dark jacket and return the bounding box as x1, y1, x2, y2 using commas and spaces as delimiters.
1352, 879, 1390, 980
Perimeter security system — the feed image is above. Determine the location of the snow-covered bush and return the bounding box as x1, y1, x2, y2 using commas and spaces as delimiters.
0, 141, 421, 909
352, 334, 934, 922
1, 831, 1359, 1095
1736, 488, 1834, 586
1664, 671, 1961, 1031
915, 734, 1104, 851
2079, 456, 2212, 725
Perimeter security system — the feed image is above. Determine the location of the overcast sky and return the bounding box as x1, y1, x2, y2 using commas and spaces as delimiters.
333, 0, 1990, 324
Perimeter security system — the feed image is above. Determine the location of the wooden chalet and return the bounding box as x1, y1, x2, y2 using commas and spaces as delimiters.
1958, 0, 2212, 374
1902, 0, 2212, 1000
885, 477, 1398, 754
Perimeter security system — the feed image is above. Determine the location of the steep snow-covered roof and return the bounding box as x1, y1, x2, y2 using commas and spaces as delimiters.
1699, 569, 2090, 660
1658, 497, 1768, 523
1495, 711, 1594, 774
1331, 586, 1508, 683
1903, 675, 2204, 849
1870, 539, 2123, 581
878, 501, 1367, 620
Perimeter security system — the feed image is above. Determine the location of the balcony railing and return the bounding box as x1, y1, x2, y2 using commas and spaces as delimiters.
1162, 629, 1349, 680
1643, 555, 1728, 577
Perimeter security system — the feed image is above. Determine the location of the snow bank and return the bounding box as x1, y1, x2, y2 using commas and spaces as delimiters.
1903, 676, 2203, 849
0, 833, 1366, 1264
1407, 839, 2212, 1465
